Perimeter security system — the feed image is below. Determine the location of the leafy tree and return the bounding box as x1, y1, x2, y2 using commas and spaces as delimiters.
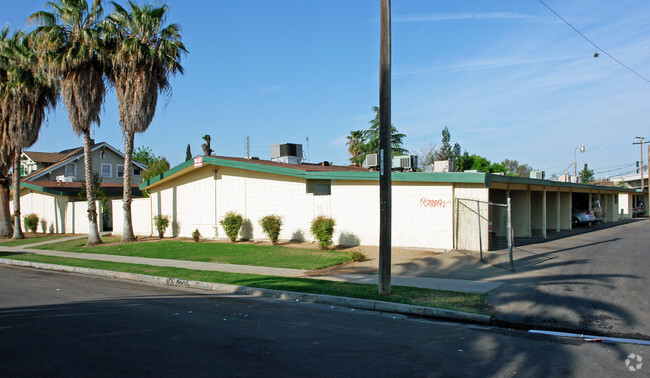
142, 157, 170, 182
578, 165, 595, 184
502, 158, 533, 177
0, 30, 58, 239
346, 130, 366, 165
457, 153, 507, 173
133, 146, 156, 166
78, 171, 106, 206
103, 1, 187, 242
29, 0, 106, 245
417, 142, 437, 168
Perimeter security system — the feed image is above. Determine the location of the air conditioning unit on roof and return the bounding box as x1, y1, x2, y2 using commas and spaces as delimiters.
56, 175, 75, 183
363, 153, 379, 169
393, 155, 419, 172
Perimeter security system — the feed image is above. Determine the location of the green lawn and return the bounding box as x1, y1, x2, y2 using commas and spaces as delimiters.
0, 252, 492, 315
0, 234, 73, 247
35, 237, 353, 270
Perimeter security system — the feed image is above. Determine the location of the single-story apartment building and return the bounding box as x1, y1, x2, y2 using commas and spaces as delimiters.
125, 154, 640, 253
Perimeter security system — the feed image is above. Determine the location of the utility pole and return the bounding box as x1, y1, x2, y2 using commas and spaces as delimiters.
633, 137, 645, 191
378, 0, 392, 295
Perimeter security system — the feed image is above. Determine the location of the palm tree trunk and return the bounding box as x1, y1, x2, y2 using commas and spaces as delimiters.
122, 130, 136, 242
0, 165, 13, 237
11, 149, 24, 239
83, 129, 102, 245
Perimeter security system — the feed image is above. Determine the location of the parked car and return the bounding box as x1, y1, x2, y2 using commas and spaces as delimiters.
572, 208, 596, 224
633, 202, 645, 217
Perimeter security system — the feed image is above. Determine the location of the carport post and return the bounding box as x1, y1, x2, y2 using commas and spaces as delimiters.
507, 197, 514, 271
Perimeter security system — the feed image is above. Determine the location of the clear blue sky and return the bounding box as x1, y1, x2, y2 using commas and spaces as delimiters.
3, 0, 650, 179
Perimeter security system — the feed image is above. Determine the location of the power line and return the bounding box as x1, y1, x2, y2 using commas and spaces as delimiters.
538, 0, 650, 84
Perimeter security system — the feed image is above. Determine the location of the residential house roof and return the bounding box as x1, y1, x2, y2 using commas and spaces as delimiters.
19, 180, 143, 197
23, 141, 147, 181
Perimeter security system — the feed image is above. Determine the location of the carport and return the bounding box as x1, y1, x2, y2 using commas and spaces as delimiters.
484, 175, 636, 249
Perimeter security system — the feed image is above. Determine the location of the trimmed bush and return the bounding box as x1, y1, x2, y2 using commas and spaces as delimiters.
40, 219, 47, 234
259, 215, 282, 245
310, 216, 336, 249
351, 251, 367, 262
192, 229, 201, 242
48, 224, 54, 234
220, 211, 243, 242
23, 214, 39, 233
153, 214, 170, 238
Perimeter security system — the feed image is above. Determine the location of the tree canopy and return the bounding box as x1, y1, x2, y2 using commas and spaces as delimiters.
346, 106, 408, 165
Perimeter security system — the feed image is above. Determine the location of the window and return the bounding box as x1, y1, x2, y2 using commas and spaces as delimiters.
100, 150, 106, 160
133, 167, 142, 176
101, 163, 112, 178
306, 180, 331, 195
65, 163, 76, 177
117, 164, 124, 178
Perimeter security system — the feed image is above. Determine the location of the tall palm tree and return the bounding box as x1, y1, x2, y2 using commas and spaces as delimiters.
0, 30, 58, 239
346, 130, 366, 166
29, 0, 106, 245
0, 27, 14, 237
103, 1, 186, 242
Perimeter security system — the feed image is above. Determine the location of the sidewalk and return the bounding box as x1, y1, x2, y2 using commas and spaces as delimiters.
0, 236, 503, 294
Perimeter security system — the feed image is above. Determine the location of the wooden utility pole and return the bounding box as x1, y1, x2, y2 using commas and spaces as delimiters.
378, 0, 392, 295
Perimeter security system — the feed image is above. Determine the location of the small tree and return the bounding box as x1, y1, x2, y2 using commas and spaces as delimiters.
259, 215, 282, 245
220, 211, 243, 242
310, 216, 336, 249
23, 214, 39, 233
579, 165, 595, 184
40, 219, 47, 234
153, 214, 170, 238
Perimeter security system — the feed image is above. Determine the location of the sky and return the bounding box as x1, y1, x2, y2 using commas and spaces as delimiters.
2, 0, 650, 180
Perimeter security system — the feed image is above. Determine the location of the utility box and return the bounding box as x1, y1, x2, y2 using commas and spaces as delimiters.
434, 160, 456, 172
270, 143, 303, 164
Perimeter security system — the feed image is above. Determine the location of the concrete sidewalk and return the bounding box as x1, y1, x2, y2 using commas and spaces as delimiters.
0, 236, 503, 294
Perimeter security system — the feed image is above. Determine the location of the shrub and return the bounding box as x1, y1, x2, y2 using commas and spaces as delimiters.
153, 214, 170, 238
310, 216, 336, 249
48, 224, 54, 234
351, 251, 367, 262
23, 214, 39, 233
192, 229, 201, 242
40, 219, 47, 234
220, 211, 243, 242
259, 215, 282, 245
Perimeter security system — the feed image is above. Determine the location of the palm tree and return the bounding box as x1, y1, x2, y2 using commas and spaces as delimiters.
0, 27, 14, 237
29, 0, 106, 245
0, 30, 58, 239
346, 130, 366, 166
103, 1, 186, 242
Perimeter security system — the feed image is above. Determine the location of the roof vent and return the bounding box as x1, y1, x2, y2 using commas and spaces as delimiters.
270, 143, 303, 164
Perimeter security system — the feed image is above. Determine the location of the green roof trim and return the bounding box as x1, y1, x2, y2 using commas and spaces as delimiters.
140, 157, 639, 194
14, 182, 67, 196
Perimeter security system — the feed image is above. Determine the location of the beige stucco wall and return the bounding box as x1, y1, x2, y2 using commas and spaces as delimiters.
140, 166, 462, 249
11, 190, 67, 233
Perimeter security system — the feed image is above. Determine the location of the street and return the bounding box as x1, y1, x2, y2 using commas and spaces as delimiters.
0, 265, 646, 377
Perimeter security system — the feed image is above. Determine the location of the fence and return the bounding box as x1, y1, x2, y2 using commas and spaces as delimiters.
456, 198, 514, 271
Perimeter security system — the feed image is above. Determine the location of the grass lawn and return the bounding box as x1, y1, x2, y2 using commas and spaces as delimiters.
0, 252, 492, 315
35, 237, 353, 270
0, 234, 73, 247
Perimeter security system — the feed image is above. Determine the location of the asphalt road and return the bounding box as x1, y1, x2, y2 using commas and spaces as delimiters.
0, 265, 647, 377
489, 220, 650, 338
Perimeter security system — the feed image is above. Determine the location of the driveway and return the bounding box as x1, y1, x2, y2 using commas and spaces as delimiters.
325, 219, 650, 338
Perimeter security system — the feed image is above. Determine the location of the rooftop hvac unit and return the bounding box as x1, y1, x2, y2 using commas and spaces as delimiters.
434, 160, 455, 173
392, 155, 419, 171
56, 175, 75, 183
530, 171, 545, 180
270, 143, 303, 164
363, 153, 379, 169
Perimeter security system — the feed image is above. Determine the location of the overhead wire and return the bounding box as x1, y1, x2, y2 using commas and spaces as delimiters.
537, 0, 650, 83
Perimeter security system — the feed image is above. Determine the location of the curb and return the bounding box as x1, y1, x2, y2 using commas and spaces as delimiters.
0, 258, 491, 325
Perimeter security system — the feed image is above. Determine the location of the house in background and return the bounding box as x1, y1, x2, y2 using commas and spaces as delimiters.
21, 140, 146, 184
11, 141, 146, 233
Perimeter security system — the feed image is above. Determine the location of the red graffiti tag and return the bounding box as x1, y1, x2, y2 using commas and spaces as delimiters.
420, 198, 451, 208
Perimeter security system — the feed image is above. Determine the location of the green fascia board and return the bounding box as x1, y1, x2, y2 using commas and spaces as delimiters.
486, 174, 639, 193
13, 182, 67, 197
141, 156, 489, 190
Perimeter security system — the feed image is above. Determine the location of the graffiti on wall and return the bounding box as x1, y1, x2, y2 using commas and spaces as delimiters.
420, 197, 451, 209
